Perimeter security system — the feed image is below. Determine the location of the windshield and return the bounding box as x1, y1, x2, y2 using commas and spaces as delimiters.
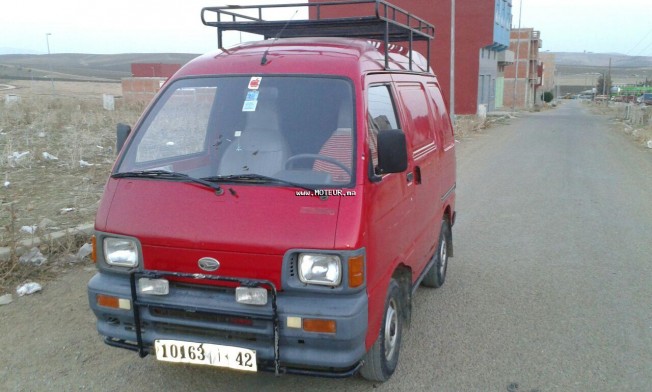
116, 76, 355, 187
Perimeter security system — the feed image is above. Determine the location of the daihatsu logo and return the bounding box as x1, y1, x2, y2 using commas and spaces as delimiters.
198, 257, 220, 272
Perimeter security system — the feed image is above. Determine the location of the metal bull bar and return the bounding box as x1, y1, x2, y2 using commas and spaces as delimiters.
120, 270, 281, 376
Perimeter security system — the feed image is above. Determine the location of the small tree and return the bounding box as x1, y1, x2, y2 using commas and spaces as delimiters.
543, 91, 554, 103
596, 74, 612, 95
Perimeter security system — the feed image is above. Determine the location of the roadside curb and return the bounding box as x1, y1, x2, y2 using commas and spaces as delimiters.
0, 223, 94, 262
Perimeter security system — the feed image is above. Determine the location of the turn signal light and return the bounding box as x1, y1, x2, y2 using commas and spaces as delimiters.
348, 255, 364, 288
96, 294, 131, 310
91, 235, 97, 263
303, 318, 336, 334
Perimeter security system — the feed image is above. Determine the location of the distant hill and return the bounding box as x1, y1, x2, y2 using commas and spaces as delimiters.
552, 52, 652, 68
0, 53, 200, 82
2, 51, 651, 84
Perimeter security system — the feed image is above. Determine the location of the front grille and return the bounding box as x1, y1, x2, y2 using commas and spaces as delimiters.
155, 321, 260, 342
150, 306, 255, 326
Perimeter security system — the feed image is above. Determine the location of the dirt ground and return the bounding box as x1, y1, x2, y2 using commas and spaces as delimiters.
588, 100, 652, 148
1, 80, 144, 292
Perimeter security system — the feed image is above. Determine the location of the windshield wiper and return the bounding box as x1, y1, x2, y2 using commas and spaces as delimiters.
202, 173, 317, 193
112, 170, 222, 193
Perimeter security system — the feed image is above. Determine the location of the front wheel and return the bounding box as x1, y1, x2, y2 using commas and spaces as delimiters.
421, 220, 450, 288
360, 279, 403, 382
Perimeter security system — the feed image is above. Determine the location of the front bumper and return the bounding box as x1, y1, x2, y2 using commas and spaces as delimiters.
87, 270, 367, 377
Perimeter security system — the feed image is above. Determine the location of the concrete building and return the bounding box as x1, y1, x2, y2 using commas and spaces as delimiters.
458, 0, 513, 114
308, 0, 513, 115
539, 52, 557, 100
503, 28, 543, 109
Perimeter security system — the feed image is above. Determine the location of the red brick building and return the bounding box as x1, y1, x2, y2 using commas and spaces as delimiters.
308, 0, 513, 115
122, 63, 182, 104
130, 63, 181, 78
503, 28, 543, 109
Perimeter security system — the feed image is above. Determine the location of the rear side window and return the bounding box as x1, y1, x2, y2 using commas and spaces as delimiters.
367, 85, 399, 167
397, 83, 435, 151
427, 84, 455, 150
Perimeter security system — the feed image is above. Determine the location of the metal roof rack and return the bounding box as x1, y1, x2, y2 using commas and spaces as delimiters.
201, 0, 434, 71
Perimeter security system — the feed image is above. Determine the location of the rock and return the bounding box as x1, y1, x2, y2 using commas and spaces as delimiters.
0, 294, 13, 305
38, 218, 56, 229
647, 140, 652, 149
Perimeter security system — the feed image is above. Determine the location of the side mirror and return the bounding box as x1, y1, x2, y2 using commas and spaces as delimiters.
376, 129, 408, 174
116, 123, 132, 155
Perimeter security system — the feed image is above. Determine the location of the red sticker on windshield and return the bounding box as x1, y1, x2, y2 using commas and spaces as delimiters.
248, 77, 262, 90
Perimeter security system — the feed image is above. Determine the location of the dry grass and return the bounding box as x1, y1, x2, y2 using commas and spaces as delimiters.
587, 101, 652, 148
1, 80, 145, 291
454, 113, 513, 139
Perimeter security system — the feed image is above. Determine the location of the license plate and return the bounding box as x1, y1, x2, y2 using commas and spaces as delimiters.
154, 339, 257, 372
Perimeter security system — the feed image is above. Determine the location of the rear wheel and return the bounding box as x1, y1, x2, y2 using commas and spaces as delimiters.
422, 220, 450, 288
360, 279, 403, 382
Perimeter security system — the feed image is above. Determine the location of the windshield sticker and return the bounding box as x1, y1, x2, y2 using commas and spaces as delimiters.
246, 91, 259, 101
242, 99, 258, 112
234, 131, 242, 137
248, 77, 262, 90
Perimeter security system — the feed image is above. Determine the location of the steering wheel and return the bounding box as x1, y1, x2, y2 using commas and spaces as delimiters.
284, 154, 352, 178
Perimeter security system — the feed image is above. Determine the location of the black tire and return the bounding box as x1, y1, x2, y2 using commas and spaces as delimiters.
421, 220, 450, 288
360, 279, 403, 382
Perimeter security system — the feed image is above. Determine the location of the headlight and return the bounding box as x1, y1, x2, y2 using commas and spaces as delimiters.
298, 253, 341, 286
104, 237, 139, 267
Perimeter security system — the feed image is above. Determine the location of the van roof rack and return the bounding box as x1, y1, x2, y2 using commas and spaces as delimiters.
201, 0, 434, 71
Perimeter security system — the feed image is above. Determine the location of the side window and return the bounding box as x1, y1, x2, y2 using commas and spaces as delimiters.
367, 85, 399, 167
427, 84, 455, 150
397, 83, 435, 151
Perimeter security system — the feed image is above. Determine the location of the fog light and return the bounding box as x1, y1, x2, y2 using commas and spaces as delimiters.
138, 278, 169, 295
235, 287, 267, 306
287, 316, 302, 328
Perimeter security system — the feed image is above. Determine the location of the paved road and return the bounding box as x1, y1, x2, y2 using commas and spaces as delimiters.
1, 100, 651, 391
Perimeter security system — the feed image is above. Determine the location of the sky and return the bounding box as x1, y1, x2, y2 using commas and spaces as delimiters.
1, 0, 652, 56
512, 0, 652, 57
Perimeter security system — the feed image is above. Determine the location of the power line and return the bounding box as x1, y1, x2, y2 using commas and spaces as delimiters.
636, 39, 652, 57
627, 28, 652, 55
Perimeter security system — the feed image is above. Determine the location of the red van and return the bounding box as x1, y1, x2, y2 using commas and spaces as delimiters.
88, 1, 456, 382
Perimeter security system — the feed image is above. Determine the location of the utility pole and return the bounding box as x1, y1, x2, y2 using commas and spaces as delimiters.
511, 0, 523, 112
607, 57, 612, 93
450, 0, 455, 121
45, 33, 54, 94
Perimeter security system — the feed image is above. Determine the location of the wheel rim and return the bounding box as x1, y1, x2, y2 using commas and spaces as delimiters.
384, 297, 399, 360
438, 236, 448, 277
